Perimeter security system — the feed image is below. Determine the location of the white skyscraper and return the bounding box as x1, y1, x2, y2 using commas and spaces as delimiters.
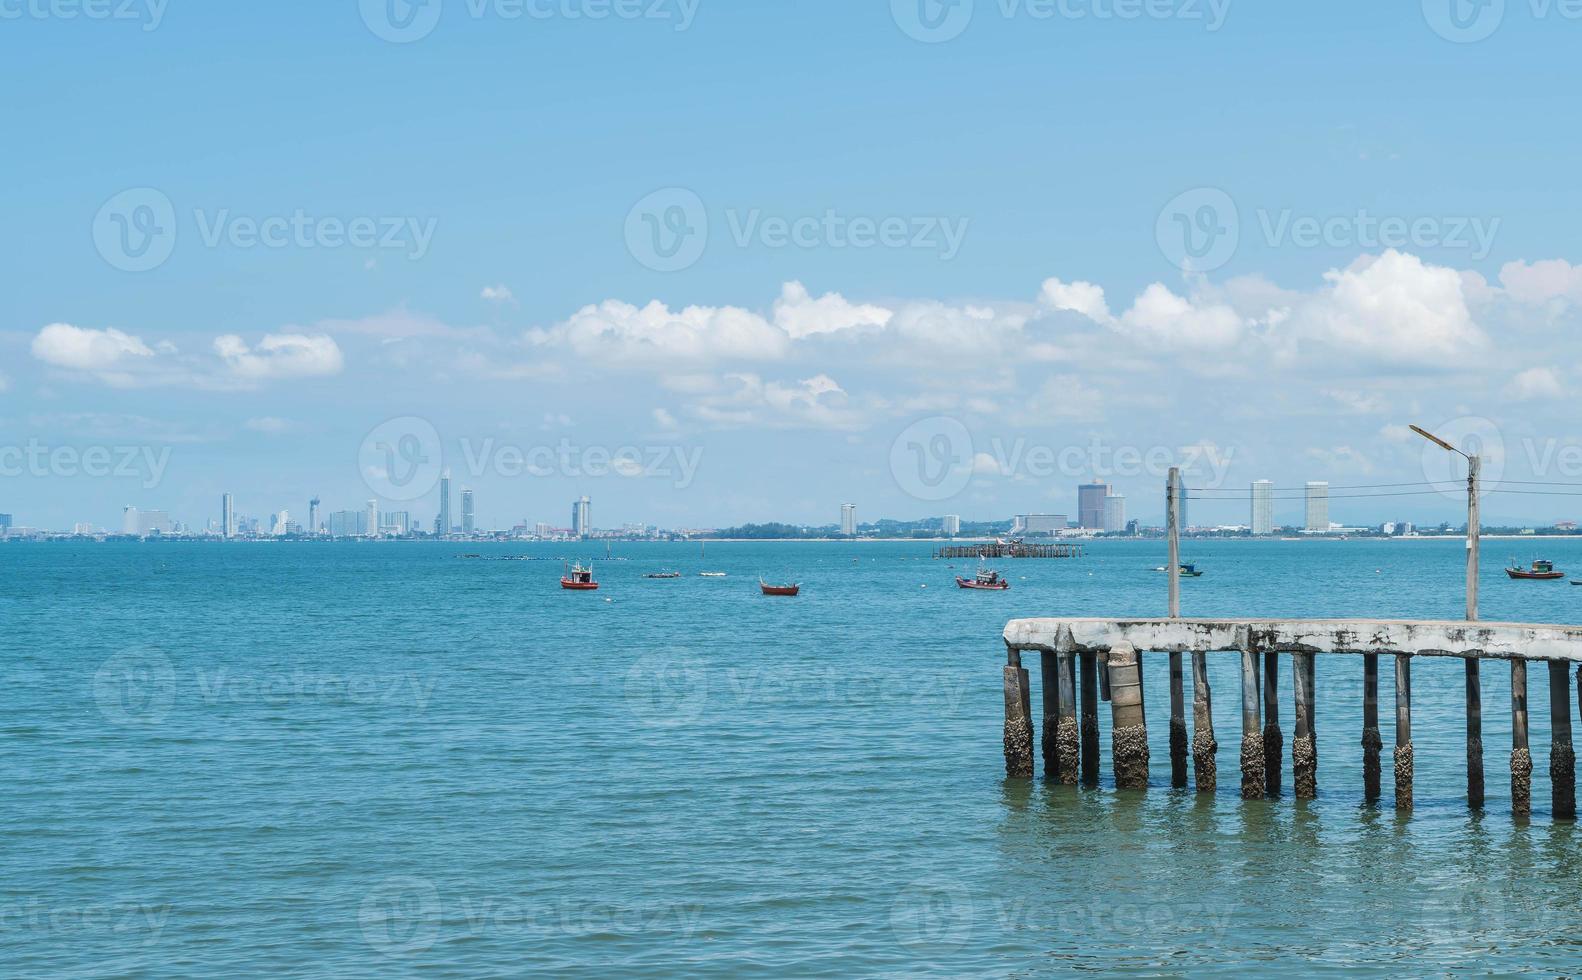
573, 496, 591, 538
942, 514, 961, 537
308, 497, 321, 536
1102, 495, 1127, 533
222, 493, 236, 539
1305, 482, 1330, 532
1251, 480, 1275, 535
841, 503, 856, 536
437, 470, 452, 536
461, 489, 475, 535
367, 499, 380, 539
272, 510, 291, 536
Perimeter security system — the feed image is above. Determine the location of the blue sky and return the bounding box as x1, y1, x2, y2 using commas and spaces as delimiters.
5, 0, 1582, 531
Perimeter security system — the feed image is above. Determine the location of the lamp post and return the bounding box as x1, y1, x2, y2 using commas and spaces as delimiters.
1412, 423, 1483, 807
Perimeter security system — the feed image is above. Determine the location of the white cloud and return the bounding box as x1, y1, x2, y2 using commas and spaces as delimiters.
1113, 283, 1245, 350
31, 323, 155, 375
1039, 278, 1111, 321
971, 452, 1004, 475
529, 299, 789, 364
689, 373, 862, 430
652, 408, 679, 430
1506, 367, 1565, 401
481, 284, 516, 305
214, 334, 344, 380
772, 281, 892, 339
1290, 250, 1484, 364
1323, 388, 1389, 415
1497, 259, 1582, 306
245, 416, 293, 434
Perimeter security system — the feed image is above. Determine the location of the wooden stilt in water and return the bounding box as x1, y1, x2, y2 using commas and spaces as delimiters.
1394, 654, 1413, 811
1263, 650, 1281, 795
1466, 659, 1485, 810
1293, 653, 1317, 799
1169, 652, 1188, 789
1511, 660, 1532, 817
1003, 650, 1034, 778
1079, 652, 1100, 787
1549, 660, 1575, 821
1191, 652, 1217, 793
1040, 652, 1060, 782
1362, 653, 1381, 803
1056, 652, 1079, 786
1240, 649, 1264, 799
1107, 642, 1149, 789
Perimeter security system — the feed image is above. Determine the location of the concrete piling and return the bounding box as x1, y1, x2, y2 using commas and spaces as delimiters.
1549, 660, 1575, 821
1056, 652, 1080, 786
1003, 650, 1034, 779
1240, 650, 1264, 800
1079, 652, 1100, 787
1293, 653, 1317, 799
1263, 650, 1281, 796
1362, 653, 1382, 803
1511, 660, 1532, 817
1040, 652, 1060, 782
1169, 652, 1189, 789
1466, 659, 1485, 810
1107, 641, 1150, 789
1394, 654, 1413, 811
1191, 652, 1217, 793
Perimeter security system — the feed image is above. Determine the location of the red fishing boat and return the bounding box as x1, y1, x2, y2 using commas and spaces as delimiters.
957, 568, 1010, 591
1507, 559, 1564, 580
759, 578, 800, 596
561, 562, 600, 590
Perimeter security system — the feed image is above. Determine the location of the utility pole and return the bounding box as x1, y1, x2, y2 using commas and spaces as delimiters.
1467, 454, 1480, 622
1168, 467, 1181, 619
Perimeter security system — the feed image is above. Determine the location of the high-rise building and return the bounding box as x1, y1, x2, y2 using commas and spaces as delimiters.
573, 496, 591, 538
461, 489, 475, 535
328, 510, 365, 537
366, 500, 380, 539
382, 511, 411, 536
1251, 480, 1274, 535
942, 514, 961, 537
308, 497, 321, 536
272, 510, 291, 536
841, 503, 856, 536
1019, 514, 1068, 537
437, 469, 453, 537
222, 493, 236, 539
1078, 483, 1110, 529
1305, 482, 1330, 532
1102, 495, 1127, 533
122, 506, 139, 536
535, 522, 553, 539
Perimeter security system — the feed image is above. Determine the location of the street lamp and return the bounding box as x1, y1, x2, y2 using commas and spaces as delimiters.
1413, 423, 1484, 809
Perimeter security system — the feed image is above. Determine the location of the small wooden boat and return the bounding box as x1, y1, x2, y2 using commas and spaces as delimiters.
1154, 564, 1203, 577
957, 568, 1010, 591
1507, 559, 1565, 580
759, 578, 800, 596
561, 562, 599, 590
644, 571, 682, 579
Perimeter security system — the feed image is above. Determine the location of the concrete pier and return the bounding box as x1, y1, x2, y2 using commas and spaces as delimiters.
1395, 654, 1413, 811
1362, 653, 1382, 803
1107, 641, 1149, 789
1240, 650, 1264, 799
1512, 660, 1532, 817
1549, 661, 1575, 820
1293, 653, 1317, 800
1079, 653, 1099, 787
1191, 652, 1217, 793
1169, 652, 1189, 789
1003, 651, 1034, 779
998, 618, 1582, 819
1056, 652, 1080, 786
1263, 651, 1281, 795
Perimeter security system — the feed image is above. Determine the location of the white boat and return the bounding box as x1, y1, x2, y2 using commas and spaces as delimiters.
700, 571, 727, 577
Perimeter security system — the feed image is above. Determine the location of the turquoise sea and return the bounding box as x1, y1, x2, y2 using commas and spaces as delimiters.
5, 537, 1582, 976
